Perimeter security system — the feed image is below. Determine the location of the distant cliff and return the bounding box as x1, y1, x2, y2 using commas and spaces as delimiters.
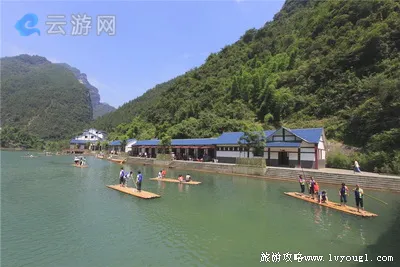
0, 55, 93, 139
58, 63, 116, 119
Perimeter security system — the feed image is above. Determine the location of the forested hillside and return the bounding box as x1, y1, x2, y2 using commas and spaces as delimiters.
0, 55, 93, 140
58, 63, 116, 119
93, 78, 178, 132
98, 0, 400, 173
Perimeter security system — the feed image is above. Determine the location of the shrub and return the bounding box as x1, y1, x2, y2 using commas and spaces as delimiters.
326, 152, 352, 169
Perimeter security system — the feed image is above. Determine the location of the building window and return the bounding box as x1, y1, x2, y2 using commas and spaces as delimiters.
85, 136, 88, 138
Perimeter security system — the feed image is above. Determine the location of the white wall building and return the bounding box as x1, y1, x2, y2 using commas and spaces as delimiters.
125, 139, 137, 153
74, 128, 107, 142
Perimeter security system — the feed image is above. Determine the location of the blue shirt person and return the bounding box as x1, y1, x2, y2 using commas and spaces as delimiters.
136, 171, 143, 192
119, 168, 125, 187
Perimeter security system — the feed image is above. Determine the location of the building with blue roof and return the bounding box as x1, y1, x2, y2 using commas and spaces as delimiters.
125, 139, 137, 155
131, 126, 326, 169
70, 128, 108, 150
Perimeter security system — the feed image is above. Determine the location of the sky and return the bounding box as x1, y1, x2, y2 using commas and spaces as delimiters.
1, 0, 285, 108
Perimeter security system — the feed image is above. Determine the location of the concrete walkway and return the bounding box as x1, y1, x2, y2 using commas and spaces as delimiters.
297, 167, 400, 179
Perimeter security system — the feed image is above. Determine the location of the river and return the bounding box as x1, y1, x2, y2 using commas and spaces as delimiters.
1, 151, 399, 266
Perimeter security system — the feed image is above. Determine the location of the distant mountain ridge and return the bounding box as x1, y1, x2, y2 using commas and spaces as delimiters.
0, 54, 93, 139
57, 63, 115, 119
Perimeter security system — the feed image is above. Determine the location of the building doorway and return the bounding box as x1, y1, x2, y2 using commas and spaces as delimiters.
278, 151, 289, 166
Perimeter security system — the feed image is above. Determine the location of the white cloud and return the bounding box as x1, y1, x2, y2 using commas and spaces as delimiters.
47, 58, 61, 63
1, 43, 34, 57
87, 76, 111, 91
1, 42, 61, 63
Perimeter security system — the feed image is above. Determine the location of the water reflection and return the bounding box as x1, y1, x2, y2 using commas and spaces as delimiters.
155, 180, 166, 191
314, 205, 322, 224
337, 215, 351, 240
311, 205, 331, 231
359, 223, 366, 245
261, 180, 268, 193
232, 177, 247, 186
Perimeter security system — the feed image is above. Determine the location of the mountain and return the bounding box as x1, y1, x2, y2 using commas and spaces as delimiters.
57, 63, 115, 119
94, 0, 400, 140
91, 77, 178, 131
0, 54, 93, 140
93, 0, 400, 173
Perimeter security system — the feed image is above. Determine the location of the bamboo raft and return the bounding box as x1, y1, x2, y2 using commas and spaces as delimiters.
106, 185, 160, 199
284, 192, 378, 217
149, 178, 202, 185
108, 158, 127, 164
71, 164, 88, 168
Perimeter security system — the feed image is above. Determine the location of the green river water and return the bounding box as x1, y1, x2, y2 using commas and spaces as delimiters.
1, 151, 399, 267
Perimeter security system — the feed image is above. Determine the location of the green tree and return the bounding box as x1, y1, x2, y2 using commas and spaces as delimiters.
100, 141, 108, 151
239, 129, 266, 158
160, 135, 172, 154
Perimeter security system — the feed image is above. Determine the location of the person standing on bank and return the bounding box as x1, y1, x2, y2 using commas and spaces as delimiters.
136, 171, 143, 192
298, 175, 306, 194
354, 184, 364, 213
354, 160, 362, 173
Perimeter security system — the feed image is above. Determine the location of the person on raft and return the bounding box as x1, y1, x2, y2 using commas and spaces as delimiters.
157, 170, 163, 178
298, 175, 306, 193
339, 183, 349, 207
185, 174, 192, 182
354, 184, 364, 213
119, 167, 125, 187
309, 177, 316, 199
124, 171, 133, 187
314, 182, 320, 196
162, 169, 166, 178
178, 175, 184, 182
318, 190, 328, 204
74, 156, 80, 165
136, 171, 143, 192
